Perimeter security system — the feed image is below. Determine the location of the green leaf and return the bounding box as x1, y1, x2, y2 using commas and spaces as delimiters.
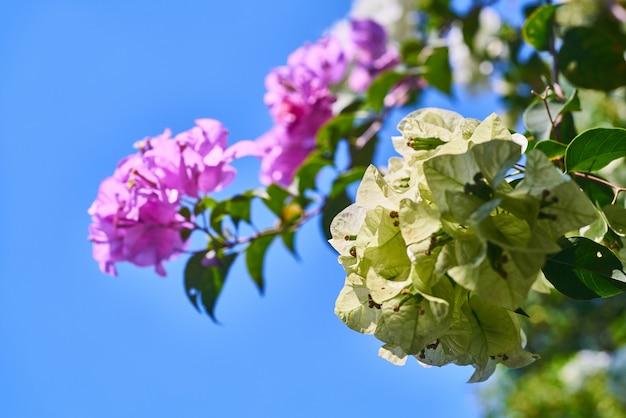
329, 166, 367, 199
262, 184, 291, 217
565, 127, 626, 172
461, 7, 481, 51
209, 195, 253, 231
522, 4, 558, 51
209, 200, 229, 232
322, 190, 353, 241
184, 251, 237, 322
280, 230, 298, 258
245, 234, 275, 294
178, 206, 193, 242
349, 132, 379, 169
422, 46, 452, 95
194, 196, 217, 215
316, 113, 355, 154
400, 38, 423, 67
543, 237, 626, 300
603, 205, 626, 235
366, 71, 406, 113
572, 174, 615, 207
294, 151, 333, 194
533, 139, 566, 159
228, 195, 252, 227
559, 26, 626, 91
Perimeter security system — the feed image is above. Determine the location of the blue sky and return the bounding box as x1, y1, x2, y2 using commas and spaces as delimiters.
0, 1, 503, 416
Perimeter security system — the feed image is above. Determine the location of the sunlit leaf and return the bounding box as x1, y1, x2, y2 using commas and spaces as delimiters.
261, 184, 290, 218
533, 139, 566, 159
400, 38, 423, 67
194, 196, 217, 215
522, 4, 558, 51
366, 71, 406, 112
565, 127, 626, 172
422, 46, 452, 95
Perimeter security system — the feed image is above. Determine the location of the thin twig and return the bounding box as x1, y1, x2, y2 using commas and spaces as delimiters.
571, 172, 626, 204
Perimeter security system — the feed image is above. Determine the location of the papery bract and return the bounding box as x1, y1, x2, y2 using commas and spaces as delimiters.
141, 119, 236, 197
264, 65, 335, 128
247, 18, 401, 186
345, 19, 400, 92
89, 119, 238, 276
330, 108, 601, 381
255, 126, 316, 186
287, 35, 347, 84
88, 159, 189, 277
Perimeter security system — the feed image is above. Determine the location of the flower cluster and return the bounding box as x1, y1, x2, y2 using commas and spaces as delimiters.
330, 108, 598, 381
238, 19, 400, 186
88, 119, 237, 276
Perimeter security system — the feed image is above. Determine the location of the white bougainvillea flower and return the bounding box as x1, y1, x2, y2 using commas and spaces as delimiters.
330, 107, 597, 382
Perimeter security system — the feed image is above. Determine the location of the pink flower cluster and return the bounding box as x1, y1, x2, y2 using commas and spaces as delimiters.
236, 19, 399, 186
88, 119, 237, 276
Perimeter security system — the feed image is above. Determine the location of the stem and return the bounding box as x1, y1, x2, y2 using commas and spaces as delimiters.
531, 88, 560, 142
226, 205, 323, 248
545, 0, 562, 98
571, 172, 626, 204
354, 117, 383, 149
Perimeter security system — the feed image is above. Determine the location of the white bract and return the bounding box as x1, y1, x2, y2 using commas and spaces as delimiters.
331, 108, 598, 382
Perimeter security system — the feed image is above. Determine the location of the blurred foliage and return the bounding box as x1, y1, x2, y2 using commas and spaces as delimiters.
479, 291, 626, 417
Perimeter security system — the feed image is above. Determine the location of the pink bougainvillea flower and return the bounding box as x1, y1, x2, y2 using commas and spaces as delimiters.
237, 18, 400, 187
264, 65, 335, 128
255, 126, 314, 186
88, 119, 238, 276
88, 178, 189, 277
347, 19, 389, 64
254, 64, 336, 186
345, 19, 400, 92
140, 119, 236, 198
287, 35, 347, 84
